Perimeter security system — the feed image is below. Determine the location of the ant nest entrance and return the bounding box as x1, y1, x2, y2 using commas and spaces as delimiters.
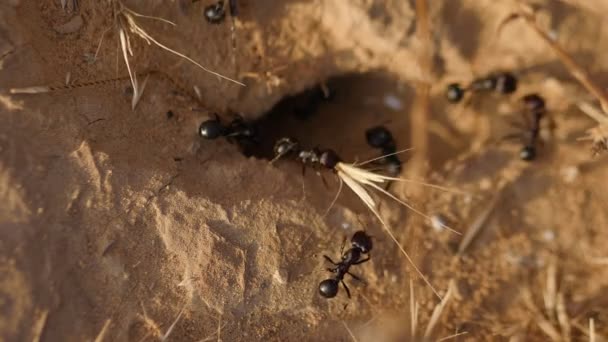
246, 71, 464, 171
250, 72, 414, 163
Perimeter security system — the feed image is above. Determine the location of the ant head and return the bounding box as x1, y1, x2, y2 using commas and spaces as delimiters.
522, 94, 545, 113
199, 118, 225, 139
366, 126, 394, 149
318, 279, 339, 298
494, 72, 517, 94
520, 146, 536, 161
273, 137, 299, 157
446, 83, 465, 103
204, 1, 226, 24
320, 149, 341, 169
351, 231, 373, 253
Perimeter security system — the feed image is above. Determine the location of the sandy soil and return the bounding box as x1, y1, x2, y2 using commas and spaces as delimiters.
2, 0, 608, 341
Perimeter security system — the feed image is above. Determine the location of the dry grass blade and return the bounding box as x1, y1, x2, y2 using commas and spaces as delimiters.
410, 280, 419, 339
436, 331, 468, 341
423, 281, 454, 339
119, 6, 245, 87
31, 309, 49, 342
509, 2, 608, 113
161, 306, 186, 341
410, 0, 432, 188
341, 321, 359, 342
94, 319, 112, 342
9, 86, 51, 94
457, 193, 500, 254
590, 318, 596, 342
119, 27, 139, 110
336, 167, 442, 299
543, 261, 557, 317
523, 288, 561, 341
556, 292, 571, 342
337, 163, 462, 234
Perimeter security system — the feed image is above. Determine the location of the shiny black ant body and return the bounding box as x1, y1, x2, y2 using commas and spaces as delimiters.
365, 126, 402, 176
502, 94, 547, 161
202, 1, 226, 24
199, 114, 257, 148
517, 94, 546, 161
272, 137, 341, 171
319, 231, 373, 299
446, 72, 518, 103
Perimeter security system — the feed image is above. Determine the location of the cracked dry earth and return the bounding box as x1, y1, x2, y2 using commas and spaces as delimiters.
3, 0, 608, 341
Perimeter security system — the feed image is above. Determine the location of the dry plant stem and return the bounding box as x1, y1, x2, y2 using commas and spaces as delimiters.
341, 321, 359, 342
423, 280, 454, 339
94, 319, 112, 342
410, 279, 419, 339
31, 309, 49, 342
409, 0, 432, 188
516, 4, 608, 113
457, 193, 500, 254
161, 306, 186, 341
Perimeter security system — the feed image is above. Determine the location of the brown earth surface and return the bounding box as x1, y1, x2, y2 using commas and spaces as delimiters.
2, 0, 608, 341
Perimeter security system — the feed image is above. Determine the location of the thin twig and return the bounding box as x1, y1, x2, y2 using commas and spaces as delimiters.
94, 319, 112, 342
512, 3, 608, 113
342, 321, 359, 342
424, 281, 455, 339
409, 0, 432, 189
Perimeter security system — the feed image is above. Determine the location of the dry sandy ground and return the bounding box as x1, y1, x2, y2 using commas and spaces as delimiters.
2, 0, 608, 341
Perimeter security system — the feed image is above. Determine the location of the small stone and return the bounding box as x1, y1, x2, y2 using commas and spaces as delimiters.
273, 268, 288, 285
560, 165, 579, 183
54, 15, 84, 34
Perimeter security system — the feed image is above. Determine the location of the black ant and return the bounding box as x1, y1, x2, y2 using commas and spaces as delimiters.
272, 137, 341, 172
502, 94, 547, 161
446, 72, 518, 103
199, 114, 258, 149
365, 126, 402, 176
517, 94, 546, 161
319, 231, 373, 299
202, 1, 226, 24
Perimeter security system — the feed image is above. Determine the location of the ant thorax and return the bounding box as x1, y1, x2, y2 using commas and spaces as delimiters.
297, 150, 321, 165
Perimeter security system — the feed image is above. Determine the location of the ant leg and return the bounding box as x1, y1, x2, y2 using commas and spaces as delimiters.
319, 171, 329, 189
323, 255, 338, 265
341, 280, 352, 299
353, 256, 370, 265
347, 272, 366, 284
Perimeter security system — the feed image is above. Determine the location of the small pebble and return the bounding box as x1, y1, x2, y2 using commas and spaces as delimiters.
430, 214, 448, 232
54, 15, 83, 34
560, 165, 579, 183
383, 94, 402, 110
273, 268, 288, 285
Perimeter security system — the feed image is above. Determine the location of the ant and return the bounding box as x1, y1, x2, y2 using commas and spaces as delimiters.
512, 94, 546, 161
365, 126, 402, 176
272, 137, 341, 172
446, 71, 518, 103
319, 230, 373, 299
501, 94, 547, 161
202, 1, 226, 24
199, 114, 258, 148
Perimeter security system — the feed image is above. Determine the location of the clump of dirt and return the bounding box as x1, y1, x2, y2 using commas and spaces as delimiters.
2, 0, 608, 341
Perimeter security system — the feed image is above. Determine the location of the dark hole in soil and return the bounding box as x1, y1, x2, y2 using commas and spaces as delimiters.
249, 72, 416, 168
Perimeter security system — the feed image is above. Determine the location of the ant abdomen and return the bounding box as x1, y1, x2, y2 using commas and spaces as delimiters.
199, 118, 226, 139
318, 279, 339, 298
204, 1, 226, 24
